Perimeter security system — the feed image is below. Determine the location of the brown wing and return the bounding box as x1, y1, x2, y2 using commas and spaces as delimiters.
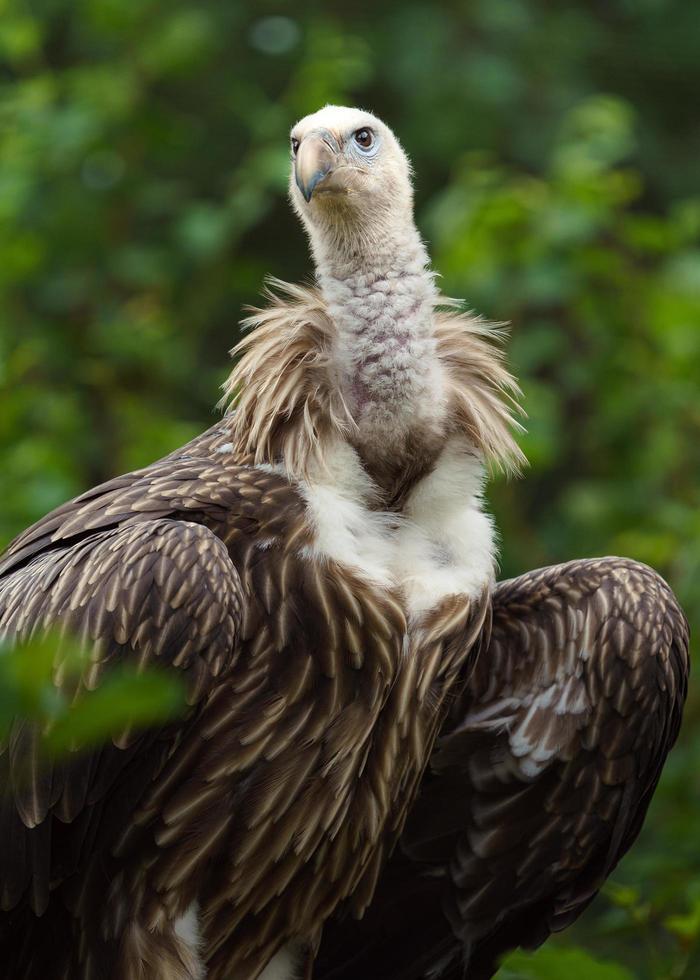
315, 557, 690, 980
0, 443, 288, 919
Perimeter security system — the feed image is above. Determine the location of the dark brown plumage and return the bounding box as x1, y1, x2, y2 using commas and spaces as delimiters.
315, 557, 690, 979
0, 420, 491, 980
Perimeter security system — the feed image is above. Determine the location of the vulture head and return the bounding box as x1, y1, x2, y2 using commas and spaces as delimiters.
223, 104, 524, 492
289, 105, 414, 253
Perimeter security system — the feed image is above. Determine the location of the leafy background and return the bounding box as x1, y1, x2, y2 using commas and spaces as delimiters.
0, 1, 698, 976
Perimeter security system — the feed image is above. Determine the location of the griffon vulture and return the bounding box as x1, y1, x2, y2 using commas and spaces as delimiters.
0, 106, 688, 980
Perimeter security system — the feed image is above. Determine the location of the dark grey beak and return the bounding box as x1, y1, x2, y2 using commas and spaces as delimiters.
294, 130, 339, 202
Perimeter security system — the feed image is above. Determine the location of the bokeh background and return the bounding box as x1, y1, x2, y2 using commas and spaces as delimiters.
0, 2, 698, 976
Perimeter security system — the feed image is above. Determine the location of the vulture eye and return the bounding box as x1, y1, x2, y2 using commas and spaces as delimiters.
354, 128, 374, 150
291, 137, 300, 156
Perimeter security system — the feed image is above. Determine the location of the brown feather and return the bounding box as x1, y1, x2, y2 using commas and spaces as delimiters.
0, 429, 492, 980
221, 280, 525, 483
315, 557, 689, 980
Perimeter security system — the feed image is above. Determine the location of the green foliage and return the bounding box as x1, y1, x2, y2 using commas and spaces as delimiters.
0, 1, 698, 976
499, 945, 635, 980
0, 632, 185, 755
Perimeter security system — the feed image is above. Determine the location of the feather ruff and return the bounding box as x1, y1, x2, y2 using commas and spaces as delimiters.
221, 280, 526, 479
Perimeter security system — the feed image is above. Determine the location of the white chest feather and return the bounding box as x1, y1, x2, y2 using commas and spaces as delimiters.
258, 944, 303, 980
297, 436, 495, 617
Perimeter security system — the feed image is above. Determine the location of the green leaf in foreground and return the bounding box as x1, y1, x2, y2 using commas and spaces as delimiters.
0, 633, 186, 755
44, 666, 186, 754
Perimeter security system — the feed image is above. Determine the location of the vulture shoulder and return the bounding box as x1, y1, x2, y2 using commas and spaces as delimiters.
315, 556, 689, 980
0, 436, 301, 918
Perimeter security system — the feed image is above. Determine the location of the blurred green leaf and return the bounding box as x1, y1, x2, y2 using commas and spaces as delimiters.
44, 666, 185, 754
665, 896, 700, 943
0, 634, 185, 754
497, 945, 636, 980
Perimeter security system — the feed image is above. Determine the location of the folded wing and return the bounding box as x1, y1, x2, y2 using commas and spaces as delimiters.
0, 453, 263, 922
316, 557, 689, 979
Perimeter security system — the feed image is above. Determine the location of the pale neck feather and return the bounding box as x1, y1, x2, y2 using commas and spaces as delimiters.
222, 281, 525, 501
310, 214, 445, 464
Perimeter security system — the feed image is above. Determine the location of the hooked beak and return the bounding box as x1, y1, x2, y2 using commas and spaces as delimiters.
295, 129, 339, 202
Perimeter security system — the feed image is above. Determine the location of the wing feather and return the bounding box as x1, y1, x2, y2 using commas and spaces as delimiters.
0, 453, 258, 917
315, 557, 689, 980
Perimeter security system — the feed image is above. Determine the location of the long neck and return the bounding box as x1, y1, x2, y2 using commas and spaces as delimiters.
310, 214, 445, 464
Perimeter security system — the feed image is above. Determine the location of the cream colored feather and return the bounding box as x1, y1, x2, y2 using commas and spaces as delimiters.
222, 281, 525, 482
